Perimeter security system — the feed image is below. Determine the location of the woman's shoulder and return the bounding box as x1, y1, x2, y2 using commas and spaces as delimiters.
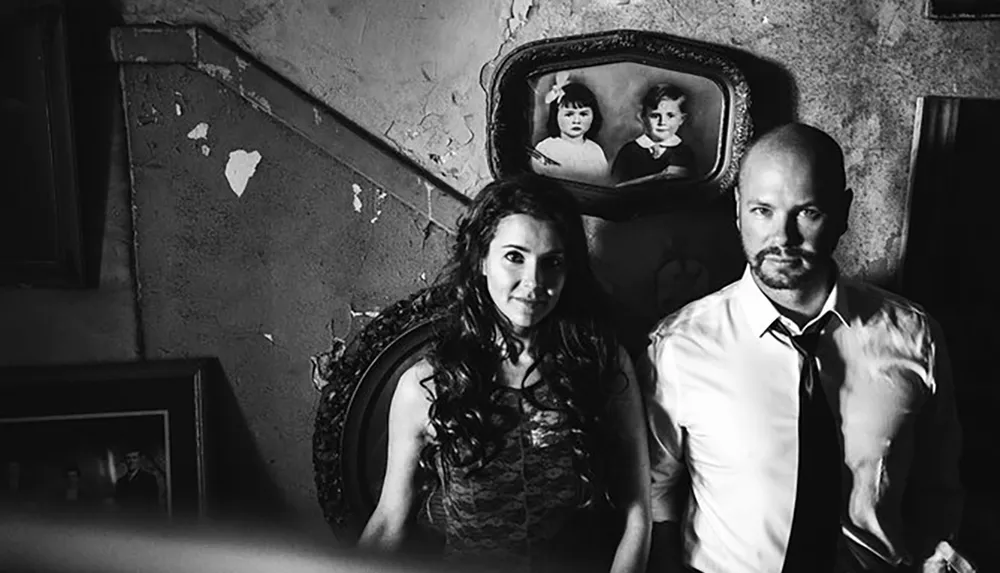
395, 358, 437, 404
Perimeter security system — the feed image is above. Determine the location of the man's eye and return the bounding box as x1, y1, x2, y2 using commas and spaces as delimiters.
750, 207, 771, 216
800, 209, 824, 221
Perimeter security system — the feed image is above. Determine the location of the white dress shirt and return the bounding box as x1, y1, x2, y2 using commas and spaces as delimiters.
643, 267, 963, 573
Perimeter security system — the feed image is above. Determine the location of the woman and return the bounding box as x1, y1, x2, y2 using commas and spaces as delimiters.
358, 175, 650, 573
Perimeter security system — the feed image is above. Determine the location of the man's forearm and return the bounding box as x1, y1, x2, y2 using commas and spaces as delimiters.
647, 521, 684, 572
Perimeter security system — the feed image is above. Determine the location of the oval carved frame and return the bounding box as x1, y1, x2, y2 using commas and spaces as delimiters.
312, 287, 449, 540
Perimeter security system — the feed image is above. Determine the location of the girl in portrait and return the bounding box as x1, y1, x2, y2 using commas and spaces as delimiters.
359, 175, 651, 573
611, 83, 695, 185
530, 75, 611, 186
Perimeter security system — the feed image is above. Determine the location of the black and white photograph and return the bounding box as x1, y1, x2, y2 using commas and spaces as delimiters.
0, 360, 209, 522
488, 29, 752, 217
2, 1, 999, 572
0, 411, 169, 516
527, 63, 724, 188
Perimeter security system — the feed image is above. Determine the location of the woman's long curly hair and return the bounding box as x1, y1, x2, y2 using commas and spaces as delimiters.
416, 174, 624, 511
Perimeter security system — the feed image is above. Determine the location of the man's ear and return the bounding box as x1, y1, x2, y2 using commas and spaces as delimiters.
839, 188, 855, 234
733, 188, 742, 231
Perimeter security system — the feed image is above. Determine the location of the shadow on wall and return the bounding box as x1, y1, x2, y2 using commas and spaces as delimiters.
586, 50, 796, 351
204, 360, 286, 523
724, 47, 799, 137
65, 0, 124, 288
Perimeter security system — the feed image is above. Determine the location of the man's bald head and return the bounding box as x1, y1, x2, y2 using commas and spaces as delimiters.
739, 123, 846, 199
735, 123, 853, 293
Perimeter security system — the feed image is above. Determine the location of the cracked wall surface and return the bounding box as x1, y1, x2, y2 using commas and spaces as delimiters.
120, 63, 451, 534
119, 0, 1000, 283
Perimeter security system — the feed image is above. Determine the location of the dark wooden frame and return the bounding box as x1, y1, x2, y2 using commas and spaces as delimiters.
924, 0, 1000, 19
0, 1, 84, 287
313, 287, 450, 539
0, 359, 212, 518
487, 29, 752, 220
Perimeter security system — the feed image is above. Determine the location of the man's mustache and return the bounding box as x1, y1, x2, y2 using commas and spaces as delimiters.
754, 246, 816, 265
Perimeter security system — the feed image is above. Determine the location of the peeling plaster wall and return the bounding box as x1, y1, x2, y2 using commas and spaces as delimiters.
119, 61, 452, 535
120, 0, 1000, 282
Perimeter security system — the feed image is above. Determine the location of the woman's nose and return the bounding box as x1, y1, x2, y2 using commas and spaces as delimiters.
522, 264, 544, 289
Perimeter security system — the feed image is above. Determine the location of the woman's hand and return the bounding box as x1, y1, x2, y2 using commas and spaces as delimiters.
607, 347, 653, 573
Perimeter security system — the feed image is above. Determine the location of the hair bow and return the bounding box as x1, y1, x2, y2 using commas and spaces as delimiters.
543, 71, 571, 105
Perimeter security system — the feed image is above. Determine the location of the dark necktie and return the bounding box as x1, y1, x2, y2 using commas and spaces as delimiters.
774, 313, 842, 573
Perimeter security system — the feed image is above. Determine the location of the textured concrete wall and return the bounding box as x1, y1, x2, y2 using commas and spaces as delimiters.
121, 0, 1000, 282
118, 60, 452, 535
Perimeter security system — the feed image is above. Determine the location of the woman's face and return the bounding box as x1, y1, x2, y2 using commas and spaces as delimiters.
482, 214, 567, 335
556, 104, 594, 140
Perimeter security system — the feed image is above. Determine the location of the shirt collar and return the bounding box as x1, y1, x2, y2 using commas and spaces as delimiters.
636, 133, 682, 149
737, 265, 852, 337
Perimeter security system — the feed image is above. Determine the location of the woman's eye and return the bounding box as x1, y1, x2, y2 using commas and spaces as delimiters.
542, 257, 565, 270
504, 251, 524, 263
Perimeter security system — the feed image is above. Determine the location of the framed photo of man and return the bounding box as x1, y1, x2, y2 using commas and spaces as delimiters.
0, 359, 213, 521
487, 29, 753, 219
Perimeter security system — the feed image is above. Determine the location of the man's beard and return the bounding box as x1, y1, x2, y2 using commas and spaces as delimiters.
747, 245, 827, 290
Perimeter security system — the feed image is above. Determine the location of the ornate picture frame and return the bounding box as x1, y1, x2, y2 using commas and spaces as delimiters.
487, 29, 752, 219
313, 288, 449, 540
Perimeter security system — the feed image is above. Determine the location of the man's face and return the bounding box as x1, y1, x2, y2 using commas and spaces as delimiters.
125, 451, 141, 472
643, 98, 686, 142
736, 151, 847, 290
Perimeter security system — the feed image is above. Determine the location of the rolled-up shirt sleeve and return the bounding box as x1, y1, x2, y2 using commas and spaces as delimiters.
641, 331, 688, 523
907, 315, 964, 560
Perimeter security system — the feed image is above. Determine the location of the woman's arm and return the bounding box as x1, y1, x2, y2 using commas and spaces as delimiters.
357, 361, 434, 552
607, 347, 652, 573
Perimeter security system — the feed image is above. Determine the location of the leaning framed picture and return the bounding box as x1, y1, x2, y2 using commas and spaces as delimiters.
0, 359, 212, 520
924, 0, 1000, 19
487, 29, 753, 219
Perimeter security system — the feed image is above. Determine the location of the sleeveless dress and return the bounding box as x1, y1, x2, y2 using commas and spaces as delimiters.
422, 380, 618, 572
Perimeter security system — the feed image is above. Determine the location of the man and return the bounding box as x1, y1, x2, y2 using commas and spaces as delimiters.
642, 123, 966, 572
114, 448, 160, 513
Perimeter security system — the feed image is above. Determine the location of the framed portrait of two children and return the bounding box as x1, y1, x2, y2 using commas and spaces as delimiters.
488, 29, 753, 219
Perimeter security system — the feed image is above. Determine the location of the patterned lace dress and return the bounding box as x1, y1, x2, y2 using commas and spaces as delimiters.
422, 380, 618, 572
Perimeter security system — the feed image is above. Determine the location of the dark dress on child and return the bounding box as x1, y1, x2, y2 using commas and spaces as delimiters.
422, 380, 618, 573
611, 140, 694, 184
